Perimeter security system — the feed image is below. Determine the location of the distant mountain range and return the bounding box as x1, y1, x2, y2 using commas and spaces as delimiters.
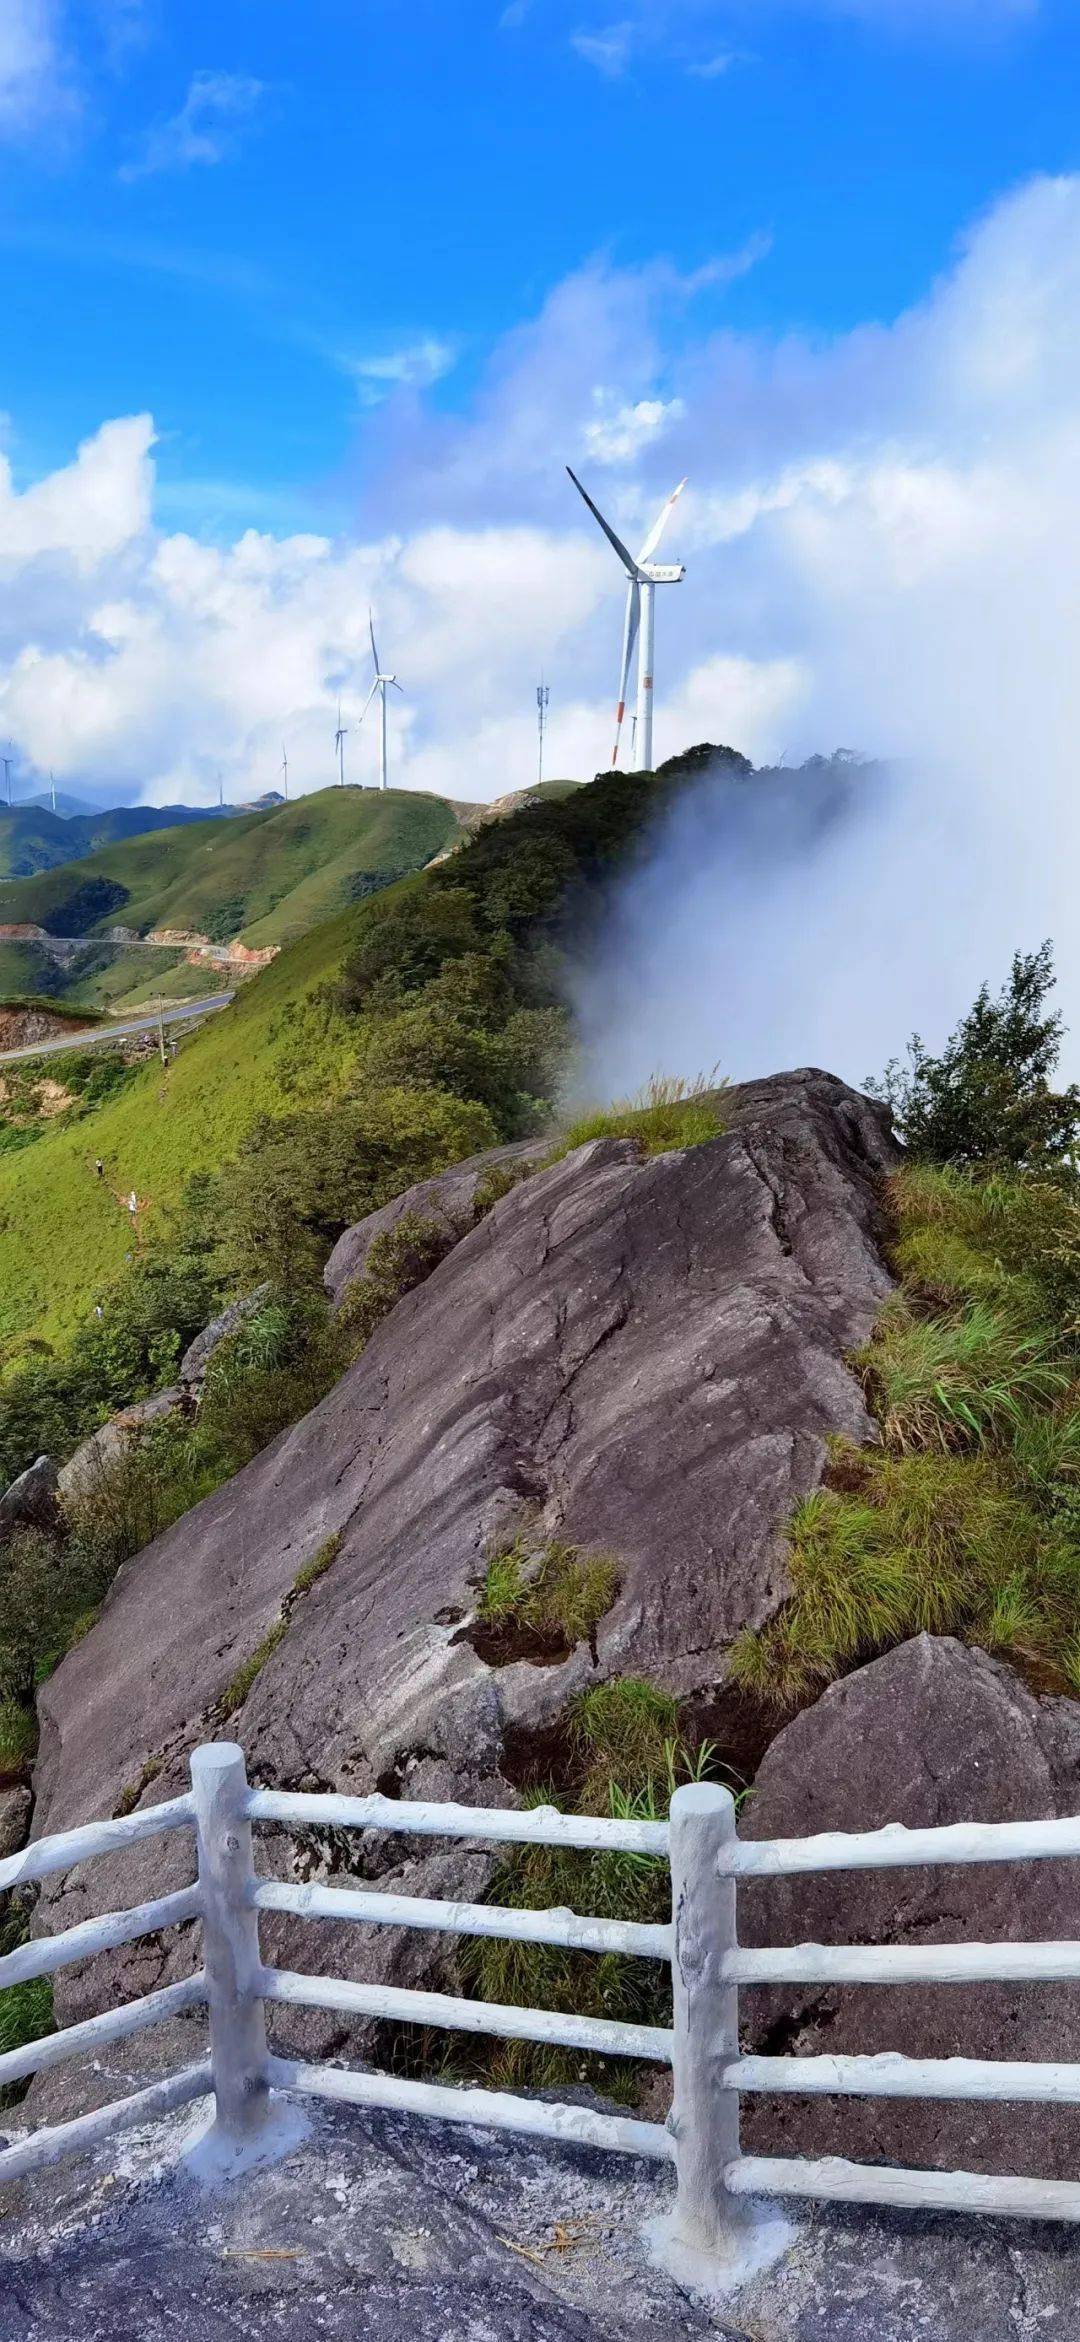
0, 786, 471, 954
0, 802, 223, 881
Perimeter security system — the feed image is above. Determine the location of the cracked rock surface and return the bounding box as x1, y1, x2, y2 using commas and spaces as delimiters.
29, 1068, 897, 2051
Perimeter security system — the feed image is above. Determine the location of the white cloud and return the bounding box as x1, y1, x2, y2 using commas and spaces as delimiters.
0, 0, 71, 135
343, 338, 459, 408
570, 20, 634, 73
584, 395, 685, 465
0, 414, 154, 569
118, 69, 265, 181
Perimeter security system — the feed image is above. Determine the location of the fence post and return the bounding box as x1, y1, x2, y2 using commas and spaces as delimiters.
184, 1741, 307, 2182
662, 1782, 783, 2285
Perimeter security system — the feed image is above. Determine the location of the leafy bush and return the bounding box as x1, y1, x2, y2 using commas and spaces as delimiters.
335, 1214, 461, 1355
217, 1086, 498, 1288
870, 942, 1080, 1173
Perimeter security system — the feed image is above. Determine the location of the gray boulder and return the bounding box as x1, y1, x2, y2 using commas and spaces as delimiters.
57, 1388, 186, 1508
0, 1785, 30, 1861
740, 1634, 1080, 2180
323, 1139, 548, 1307
32, 1069, 898, 2040
0, 1455, 59, 1548
178, 1283, 271, 1392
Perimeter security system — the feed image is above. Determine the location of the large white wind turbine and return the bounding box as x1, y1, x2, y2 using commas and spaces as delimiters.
359, 612, 403, 792
566, 468, 686, 772
334, 699, 348, 787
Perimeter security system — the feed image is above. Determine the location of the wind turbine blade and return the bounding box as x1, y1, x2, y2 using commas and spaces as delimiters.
357, 678, 380, 723
369, 611, 381, 675
612, 579, 640, 767
390, 678, 404, 693
636, 477, 687, 566
566, 466, 639, 578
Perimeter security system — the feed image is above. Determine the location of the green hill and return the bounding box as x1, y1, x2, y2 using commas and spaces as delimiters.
0, 802, 222, 881
0, 763, 693, 1347
0, 788, 465, 950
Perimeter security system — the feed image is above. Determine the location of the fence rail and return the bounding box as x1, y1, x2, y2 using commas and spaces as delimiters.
3, 1741, 1080, 2279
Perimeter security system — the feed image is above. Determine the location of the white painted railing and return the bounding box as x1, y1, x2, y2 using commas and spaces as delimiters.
5, 1742, 1080, 2276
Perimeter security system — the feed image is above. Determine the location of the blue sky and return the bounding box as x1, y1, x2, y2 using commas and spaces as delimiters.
3, 0, 1078, 540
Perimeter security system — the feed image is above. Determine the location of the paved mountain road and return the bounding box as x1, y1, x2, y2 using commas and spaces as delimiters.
0, 992, 233, 1067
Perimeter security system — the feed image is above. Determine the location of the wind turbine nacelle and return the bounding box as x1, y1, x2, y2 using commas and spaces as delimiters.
641, 563, 685, 584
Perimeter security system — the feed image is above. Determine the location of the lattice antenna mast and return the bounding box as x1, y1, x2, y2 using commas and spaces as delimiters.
536, 679, 550, 786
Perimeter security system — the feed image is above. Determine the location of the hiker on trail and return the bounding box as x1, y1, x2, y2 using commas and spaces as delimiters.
95, 1158, 104, 1179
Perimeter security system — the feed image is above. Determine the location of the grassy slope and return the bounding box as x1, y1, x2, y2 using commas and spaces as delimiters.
0, 789, 461, 949
0, 803, 219, 880
0, 896, 377, 1344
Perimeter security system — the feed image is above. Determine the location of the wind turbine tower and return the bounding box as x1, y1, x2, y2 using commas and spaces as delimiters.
360, 613, 403, 792
566, 468, 686, 772
1, 749, 11, 807
281, 743, 289, 802
334, 700, 348, 787
537, 679, 550, 786
49, 770, 56, 814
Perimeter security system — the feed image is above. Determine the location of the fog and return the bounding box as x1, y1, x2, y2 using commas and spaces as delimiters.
569, 747, 1064, 1098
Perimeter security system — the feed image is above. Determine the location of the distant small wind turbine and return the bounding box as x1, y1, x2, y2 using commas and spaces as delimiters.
566, 468, 686, 772
334, 699, 349, 787
49, 770, 56, 814
537, 678, 550, 786
281, 743, 289, 802
359, 612, 403, 792
1, 747, 12, 807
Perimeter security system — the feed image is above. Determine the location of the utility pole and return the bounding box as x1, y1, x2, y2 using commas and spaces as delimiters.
536, 680, 549, 787
156, 995, 167, 1068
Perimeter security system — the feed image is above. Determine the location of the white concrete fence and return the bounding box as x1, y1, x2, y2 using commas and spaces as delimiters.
4, 1741, 1080, 2277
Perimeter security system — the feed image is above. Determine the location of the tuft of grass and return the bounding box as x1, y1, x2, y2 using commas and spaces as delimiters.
476, 1537, 619, 1654
547, 1073, 725, 1166
291, 1530, 343, 1599
0, 1699, 35, 1770
858, 1295, 1067, 1454
113, 1752, 164, 1818
569, 1675, 681, 1811
217, 1618, 288, 1717
729, 1448, 1080, 1709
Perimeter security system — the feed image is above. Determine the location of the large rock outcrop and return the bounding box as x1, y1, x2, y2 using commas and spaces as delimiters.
740, 1634, 1080, 2179
31, 1068, 898, 2032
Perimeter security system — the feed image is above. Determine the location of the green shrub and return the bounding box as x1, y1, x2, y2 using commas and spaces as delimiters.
870, 941, 1080, 1173
335, 1214, 461, 1357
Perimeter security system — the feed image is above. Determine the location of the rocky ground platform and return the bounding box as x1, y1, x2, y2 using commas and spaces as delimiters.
1, 2089, 1079, 2341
